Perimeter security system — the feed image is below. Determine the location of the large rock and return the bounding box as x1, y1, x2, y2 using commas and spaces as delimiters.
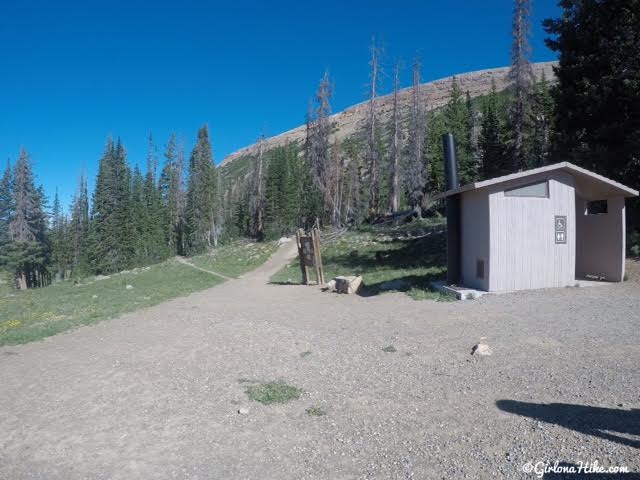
335, 276, 363, 294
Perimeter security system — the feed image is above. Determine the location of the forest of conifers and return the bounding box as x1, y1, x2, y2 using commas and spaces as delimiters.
0, 0, 638, 289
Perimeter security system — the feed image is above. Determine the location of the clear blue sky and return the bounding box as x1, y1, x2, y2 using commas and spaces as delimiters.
0, 0, 561, 210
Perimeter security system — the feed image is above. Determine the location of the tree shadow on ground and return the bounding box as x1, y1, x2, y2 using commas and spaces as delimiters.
329, 232, 446, 273
328, 233, 447, 297
496, 400, 640, 449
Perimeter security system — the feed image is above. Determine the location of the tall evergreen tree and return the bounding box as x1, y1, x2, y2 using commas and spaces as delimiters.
90, 138, 134, 274
69, 173, 90, 273
530, 72, 554, 167
2, 149, 49, 289
0, 160, 13, 251
543, 0, 640, 186
50, 189, 70, 279
130, 164, 147, 263
480, 81, 509, 179
264, 144, 304, 237
142, 134, 168, 262
159, 134, 185, 255
185, 125, 217, 253
467, 91, 482, 176
443, 77, 476, 183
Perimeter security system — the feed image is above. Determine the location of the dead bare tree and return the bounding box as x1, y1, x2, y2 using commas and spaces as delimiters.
508, 0, 535, 171
249, 135, 266, 238
406, 56, 426, 215
388, 61, 401, 214
366, 37, 382, 218
305, 70, 337, 223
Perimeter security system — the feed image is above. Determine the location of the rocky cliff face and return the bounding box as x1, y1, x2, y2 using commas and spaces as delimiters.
220, 61, 556, 168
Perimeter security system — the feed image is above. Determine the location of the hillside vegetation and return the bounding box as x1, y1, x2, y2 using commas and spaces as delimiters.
0, 241, 276, 346
271, 220, 452, 301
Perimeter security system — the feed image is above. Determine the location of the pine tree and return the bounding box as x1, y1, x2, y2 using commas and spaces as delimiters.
185, 125, 216, 253
426, 110, 448, 193
90, 138, 134, 274
264, 144, 304, 237
480, 81, 509, 179
544, 0, 640, 185
130, 164, 147, 263
443, 77, 475, 183
0, 160, 13, 251
530, 72, 554, 167
50, 188, 69, 279
2, 149, 49, 289
159, 134, 185, 255
69, 173, 90, 273
143, 134, 168, 262
467, 91, 482, 178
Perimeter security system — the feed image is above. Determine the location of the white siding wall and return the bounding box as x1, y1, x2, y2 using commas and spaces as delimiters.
575, 195, 626, 281
460, 190, 490, 290
488, 171, 576, 291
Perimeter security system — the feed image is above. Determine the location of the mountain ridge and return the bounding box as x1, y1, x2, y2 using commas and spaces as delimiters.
220, 61, 557, 169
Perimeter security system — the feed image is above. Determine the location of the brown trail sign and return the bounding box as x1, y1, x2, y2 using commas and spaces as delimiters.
296, 226, 324, 285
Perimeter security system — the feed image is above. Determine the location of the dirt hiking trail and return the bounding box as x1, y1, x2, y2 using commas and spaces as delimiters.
1, 244, 638, 479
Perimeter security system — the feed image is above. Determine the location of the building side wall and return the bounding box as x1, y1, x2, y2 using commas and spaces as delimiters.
460, 190, 490, 290
488, 171, 576, 291
575, 195, 626, 282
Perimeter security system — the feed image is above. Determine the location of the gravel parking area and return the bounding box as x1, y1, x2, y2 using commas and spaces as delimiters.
1, 244, 638, 479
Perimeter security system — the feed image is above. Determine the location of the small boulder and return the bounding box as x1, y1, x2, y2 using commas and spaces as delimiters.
125, 284, 134, 290
237, 407, 250, 415
471, 343, 493, 356
335, 275, 363, 294
323, 279, 337, 292
92, 294, 98, 299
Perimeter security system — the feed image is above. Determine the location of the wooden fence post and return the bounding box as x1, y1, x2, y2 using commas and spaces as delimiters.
296, 228, 309, 285
312, 227, 324, 285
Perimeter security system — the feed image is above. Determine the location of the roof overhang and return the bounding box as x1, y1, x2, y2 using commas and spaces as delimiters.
434, 162, 639, 200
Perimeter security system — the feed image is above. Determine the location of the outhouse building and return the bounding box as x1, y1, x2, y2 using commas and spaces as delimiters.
436, 162, 638, 292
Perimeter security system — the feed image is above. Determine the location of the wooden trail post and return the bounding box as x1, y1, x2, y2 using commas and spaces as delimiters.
296, 225, 324, 285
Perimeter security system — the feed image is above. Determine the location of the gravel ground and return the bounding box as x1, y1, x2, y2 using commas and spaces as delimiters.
1, 243, 638, 479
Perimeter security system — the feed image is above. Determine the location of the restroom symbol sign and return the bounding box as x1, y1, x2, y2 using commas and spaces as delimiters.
555, 215, 567, 244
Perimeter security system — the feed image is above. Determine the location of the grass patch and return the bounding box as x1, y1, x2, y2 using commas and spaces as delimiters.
305, 406, 327, 416
190, 240, 277, 278
382, 345, 397, 353
271, 218, 447, 299
245, 381, 302, 405
0, 241, 276, 346
300, 350, 312, 357
407, 287, 456, 302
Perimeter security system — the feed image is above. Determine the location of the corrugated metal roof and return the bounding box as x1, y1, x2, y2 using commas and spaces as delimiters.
434, 162, 639, 199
